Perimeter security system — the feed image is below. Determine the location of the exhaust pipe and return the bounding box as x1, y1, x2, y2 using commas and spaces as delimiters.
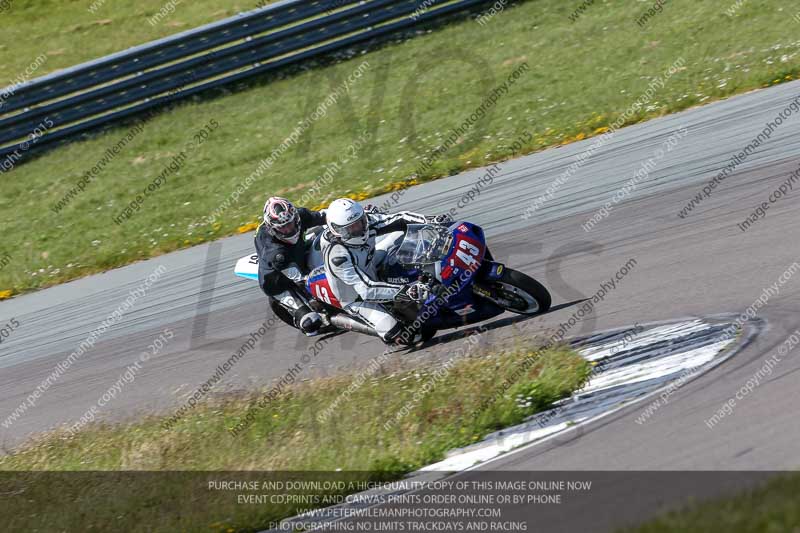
329, 314, 380, 338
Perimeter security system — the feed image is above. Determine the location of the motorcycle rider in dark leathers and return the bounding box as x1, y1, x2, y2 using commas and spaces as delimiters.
255, 196, 326, 335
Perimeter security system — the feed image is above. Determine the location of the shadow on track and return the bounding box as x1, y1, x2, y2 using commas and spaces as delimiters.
404, 299, 589, 352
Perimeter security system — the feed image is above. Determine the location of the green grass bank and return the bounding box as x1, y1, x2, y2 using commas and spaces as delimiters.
2, 0, 800, 297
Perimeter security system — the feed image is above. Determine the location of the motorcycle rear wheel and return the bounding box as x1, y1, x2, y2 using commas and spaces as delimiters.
394, 324, 438, 346
270, 298, 296, 328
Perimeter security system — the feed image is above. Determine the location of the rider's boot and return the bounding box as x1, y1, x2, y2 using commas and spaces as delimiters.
294, 305, 323, 336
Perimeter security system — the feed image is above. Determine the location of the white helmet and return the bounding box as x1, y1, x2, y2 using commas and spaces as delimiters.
327, 198, 369, 246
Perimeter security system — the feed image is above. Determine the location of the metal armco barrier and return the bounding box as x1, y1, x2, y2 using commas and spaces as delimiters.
0, 0, 493, 162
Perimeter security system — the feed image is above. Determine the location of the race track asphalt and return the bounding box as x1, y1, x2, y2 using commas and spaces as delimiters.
1, 77, 799, 485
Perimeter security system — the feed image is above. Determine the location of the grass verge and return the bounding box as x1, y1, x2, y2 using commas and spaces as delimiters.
0, 0, 266, 85
0, 341, 590, 531
2, 0, 800, 297
626, 473, 800, 533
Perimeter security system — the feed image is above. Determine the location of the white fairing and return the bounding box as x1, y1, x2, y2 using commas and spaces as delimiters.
234, 254, 259, 281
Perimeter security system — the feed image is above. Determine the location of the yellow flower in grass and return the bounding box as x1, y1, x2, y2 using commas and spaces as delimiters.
237, 221, 259, 234
0, 290, 12, 300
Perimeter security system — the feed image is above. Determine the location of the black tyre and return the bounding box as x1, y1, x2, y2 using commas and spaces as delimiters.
420, 325, 438, 343
393, 324, 438, 346
485, 268, 551, 315
270, 298, 296, 328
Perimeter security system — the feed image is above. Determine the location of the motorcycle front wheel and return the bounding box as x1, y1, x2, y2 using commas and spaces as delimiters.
482, 268, 551, 315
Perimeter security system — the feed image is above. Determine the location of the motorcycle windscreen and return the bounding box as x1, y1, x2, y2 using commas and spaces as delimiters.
395, 224, 452, 265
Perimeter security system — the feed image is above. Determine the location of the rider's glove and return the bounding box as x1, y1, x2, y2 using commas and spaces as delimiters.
396, 281, 430, 304
363, 204, 385, 215
429, 281, 447, 300
426, 214, 453, 226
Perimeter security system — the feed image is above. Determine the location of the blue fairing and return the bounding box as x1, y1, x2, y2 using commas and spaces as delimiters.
386, 222, 505, 329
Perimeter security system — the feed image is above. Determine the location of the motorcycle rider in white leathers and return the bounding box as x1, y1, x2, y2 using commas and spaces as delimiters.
320, 198, 451, 343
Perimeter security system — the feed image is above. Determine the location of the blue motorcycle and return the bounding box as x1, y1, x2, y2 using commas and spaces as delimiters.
302, 221, 551, 344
